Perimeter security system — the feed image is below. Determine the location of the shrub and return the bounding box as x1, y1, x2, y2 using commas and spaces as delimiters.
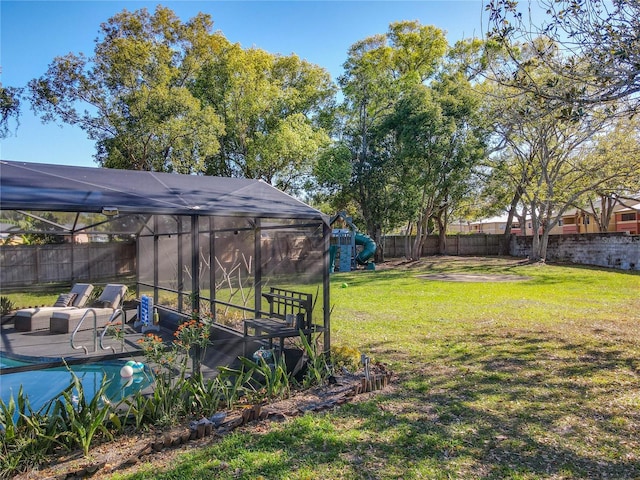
330, 344, 362, 372
0, 296, 15, 316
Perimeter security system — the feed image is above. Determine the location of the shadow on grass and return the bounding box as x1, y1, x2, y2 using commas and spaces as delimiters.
117, 330, 639, 479
355, 331, 640, 479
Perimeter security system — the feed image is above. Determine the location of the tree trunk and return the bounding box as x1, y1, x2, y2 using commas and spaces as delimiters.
539, 228, 550, 262
529, 203, 542, 262
500, 189, 522, 255
373, 226, 384, 263
530, 233, 541, 261
436, 212, 447, 255
410, 216, 425, 260
596, 194, 616, 232
403, 222, 413, 260
411, 229, 423, 260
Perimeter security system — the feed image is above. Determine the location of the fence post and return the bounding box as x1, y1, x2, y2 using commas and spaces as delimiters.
35, 245, 41, 284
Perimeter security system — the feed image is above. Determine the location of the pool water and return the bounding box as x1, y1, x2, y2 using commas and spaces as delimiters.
0, 356, 37, 368
0, 360, 153, 412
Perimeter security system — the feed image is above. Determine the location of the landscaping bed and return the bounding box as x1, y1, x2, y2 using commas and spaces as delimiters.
13, 364, 392, 480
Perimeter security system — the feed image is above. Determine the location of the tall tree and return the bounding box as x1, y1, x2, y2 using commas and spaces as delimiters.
571, 117, 640, 231
337, 21, 449, 258
194, 45, 335, 194
28, 6, 224, 173
383, 65, 485, 259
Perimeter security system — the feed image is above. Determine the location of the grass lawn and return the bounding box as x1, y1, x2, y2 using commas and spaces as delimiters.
87, 258, 640, 478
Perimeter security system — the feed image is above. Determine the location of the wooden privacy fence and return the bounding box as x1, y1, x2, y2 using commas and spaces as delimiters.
382, 234, 503, 258
0, 242, 136, 288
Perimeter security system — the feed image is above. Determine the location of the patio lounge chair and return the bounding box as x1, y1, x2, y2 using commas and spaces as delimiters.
13, 283, 95, 332
49, 284, 128, 334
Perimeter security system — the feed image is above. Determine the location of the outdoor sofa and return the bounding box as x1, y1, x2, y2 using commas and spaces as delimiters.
49, 284, 127, 334
13, 283, 94, 332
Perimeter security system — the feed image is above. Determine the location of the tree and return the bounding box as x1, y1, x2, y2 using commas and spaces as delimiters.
383, 66, 485, 259
14, 212, 65, 245
0, 84, 20, 138
194, 45, 335, 194
28, 7, 225, 173
486, 0, 640, 107
337, 32, 402, 256
336, 21, 450, 259
481, 47, 639, 261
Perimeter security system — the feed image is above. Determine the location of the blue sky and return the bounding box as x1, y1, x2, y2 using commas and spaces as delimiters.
1, 1, 487, 168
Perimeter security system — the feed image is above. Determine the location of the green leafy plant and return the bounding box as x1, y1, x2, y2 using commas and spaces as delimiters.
119, 390, 152, 432
137, 333, 175, 371
104, 320, 125, 342
214, 364, 255, 410
135, 316, 216, 425
183, 372, 223, 417
239, 351, 292, 402
149, 373, 193, 428
0, 296, 15, 316
87, 285, 104, 304
297, 332, 332, 389
173, 312, 213, 376
53, 371, 115, 456
0, 386, 66, 478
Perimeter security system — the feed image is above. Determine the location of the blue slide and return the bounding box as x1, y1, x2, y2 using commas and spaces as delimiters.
354, 232, 376, 265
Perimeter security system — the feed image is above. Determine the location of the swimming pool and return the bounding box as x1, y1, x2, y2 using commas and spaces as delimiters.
0, 359, 153, 412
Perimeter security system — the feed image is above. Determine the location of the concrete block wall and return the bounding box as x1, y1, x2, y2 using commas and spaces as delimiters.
510, 233, 640, 271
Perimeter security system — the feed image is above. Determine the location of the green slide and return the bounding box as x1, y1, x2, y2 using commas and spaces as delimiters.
355, 232, 376, 265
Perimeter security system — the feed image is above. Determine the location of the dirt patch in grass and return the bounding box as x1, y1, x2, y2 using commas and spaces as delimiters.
417, 273, 531, 282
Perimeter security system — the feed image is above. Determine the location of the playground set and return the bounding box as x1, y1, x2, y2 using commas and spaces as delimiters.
329, 212, 377, 272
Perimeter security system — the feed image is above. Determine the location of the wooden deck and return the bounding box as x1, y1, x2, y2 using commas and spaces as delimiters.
0, 315, 246, 378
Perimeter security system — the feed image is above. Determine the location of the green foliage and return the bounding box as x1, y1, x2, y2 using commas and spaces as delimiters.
137, 372, 190, 428
297, 332, 333, 389
335, 21, 488, 254
0, 296, 15, 316
0, 324, 332, 476
478, 48, 635, 261
311, 142, 354, 211
28, 6, 224, 173
13, 211, 66, 245
173, 313, 213, 376
195, 44, 335, 194
239, 353, 292, 402
330, 344, 361, 372
182, 372, 223, 417
119, 390, 151, 432
486, 0, 640, 105
213, 364, 256, 410
0, 84, 20, 139
0, 371, 117, 476
27, 5, 336, 188
54, 373, 114, 456
0, 386, 62, 478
